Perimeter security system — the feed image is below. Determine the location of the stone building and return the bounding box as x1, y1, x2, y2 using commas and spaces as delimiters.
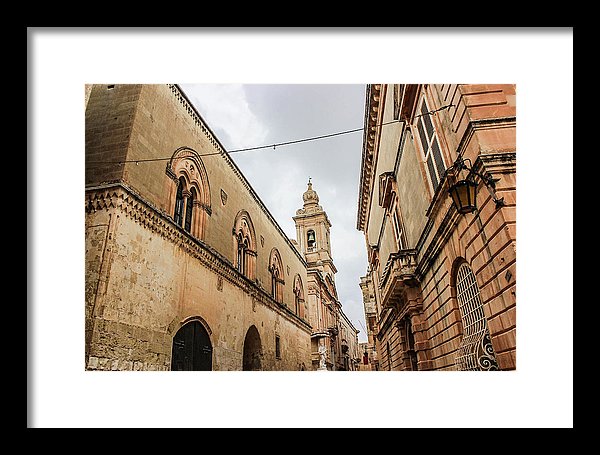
85, 83, 359, 371
293, 181, 360, 370
85, 84, 313, 371
359, 274, 378, 370
357, 84, 516, 371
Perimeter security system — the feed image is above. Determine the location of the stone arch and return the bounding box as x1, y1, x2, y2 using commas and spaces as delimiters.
242, 325, 263, 371
165, 147, 211, 239
170, 317, 213, 371
451, 257, 499, 371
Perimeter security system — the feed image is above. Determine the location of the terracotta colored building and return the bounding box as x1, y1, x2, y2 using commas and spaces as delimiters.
357, 84, 516, 371
85, 83, 358, 371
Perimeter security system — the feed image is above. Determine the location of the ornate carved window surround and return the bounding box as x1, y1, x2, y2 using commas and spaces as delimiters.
165, 147, 211, 240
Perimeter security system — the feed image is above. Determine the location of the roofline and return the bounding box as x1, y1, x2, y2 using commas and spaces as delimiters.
356, 84, 383, 231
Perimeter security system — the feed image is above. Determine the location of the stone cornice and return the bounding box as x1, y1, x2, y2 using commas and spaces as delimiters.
454, 116, 517, 160
357, 84, 383, 231
170, 84, 307, 268
476, 151, 517, 174
85, 182, 311, 332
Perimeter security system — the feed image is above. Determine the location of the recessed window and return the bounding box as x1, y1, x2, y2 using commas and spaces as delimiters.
185, 188, 195, 232
166, 149, 211, 241
233, 211, 256, 280
172, 177, 196, 235
307, 229, 316, 250
107, 84, 115, 90
275, 335, 281, 359
404, 317, 418, 371
293, 275, 305, 319
237, 234, 247, 275
269, 248, 284, 303
174, 177, 185, 227
272, 269, 279, 300
386, 342, 392, 371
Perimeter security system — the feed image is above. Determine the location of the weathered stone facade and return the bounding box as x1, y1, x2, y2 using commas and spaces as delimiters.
357, 84, 516, 371
85, 84, 313, 371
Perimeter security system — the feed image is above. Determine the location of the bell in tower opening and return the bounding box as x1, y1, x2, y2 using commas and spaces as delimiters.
307, 229, 316, 249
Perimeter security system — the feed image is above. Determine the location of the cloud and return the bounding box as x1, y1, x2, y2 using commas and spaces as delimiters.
181, 83, 369, 342
179, 84, 269, 150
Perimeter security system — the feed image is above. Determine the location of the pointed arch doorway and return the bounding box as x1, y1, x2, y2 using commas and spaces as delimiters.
242, 325, 262, 371
171, 320, 213, 371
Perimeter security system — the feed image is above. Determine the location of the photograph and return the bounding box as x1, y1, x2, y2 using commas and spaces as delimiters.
84, 83, 516, 372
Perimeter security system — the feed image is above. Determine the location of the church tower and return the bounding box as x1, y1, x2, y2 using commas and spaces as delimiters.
293, 179, 341, 370
293, 179, 337, 280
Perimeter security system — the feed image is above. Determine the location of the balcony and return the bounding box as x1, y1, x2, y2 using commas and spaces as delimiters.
379, 250, 418, 310
364, 301, 376, 316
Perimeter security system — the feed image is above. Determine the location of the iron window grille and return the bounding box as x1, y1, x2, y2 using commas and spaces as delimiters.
454, 263, 499, 371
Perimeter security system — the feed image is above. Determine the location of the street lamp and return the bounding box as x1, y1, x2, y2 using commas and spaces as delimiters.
447, 156, 505, 214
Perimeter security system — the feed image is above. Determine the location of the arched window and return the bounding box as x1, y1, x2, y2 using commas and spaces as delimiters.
166, 147, 211, 240
174, 177, 185, 227
272, 269, 279, 300
236, 234, 246, 275
307, 229, 316, 250
269, 248, 284, 304
454, 262, 499, 371
293, 274, 305, 319
233, 211, 256, 280
184, 187, 195, 232
404, 317, 418, 371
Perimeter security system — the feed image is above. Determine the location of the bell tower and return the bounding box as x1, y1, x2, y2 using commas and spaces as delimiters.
293, 179, 337, 279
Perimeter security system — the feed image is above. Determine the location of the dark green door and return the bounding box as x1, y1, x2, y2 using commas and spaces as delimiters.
171, 321, 212, 371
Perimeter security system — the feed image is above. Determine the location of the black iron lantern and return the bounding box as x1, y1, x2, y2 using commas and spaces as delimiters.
448, 179, 478, 214
446, 156, 504, 214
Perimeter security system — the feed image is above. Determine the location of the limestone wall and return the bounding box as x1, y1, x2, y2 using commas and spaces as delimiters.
84, 84, 313, 371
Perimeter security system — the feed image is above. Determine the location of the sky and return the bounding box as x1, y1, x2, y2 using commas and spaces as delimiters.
179, 83, 370, 342
30, 29, 572, 428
